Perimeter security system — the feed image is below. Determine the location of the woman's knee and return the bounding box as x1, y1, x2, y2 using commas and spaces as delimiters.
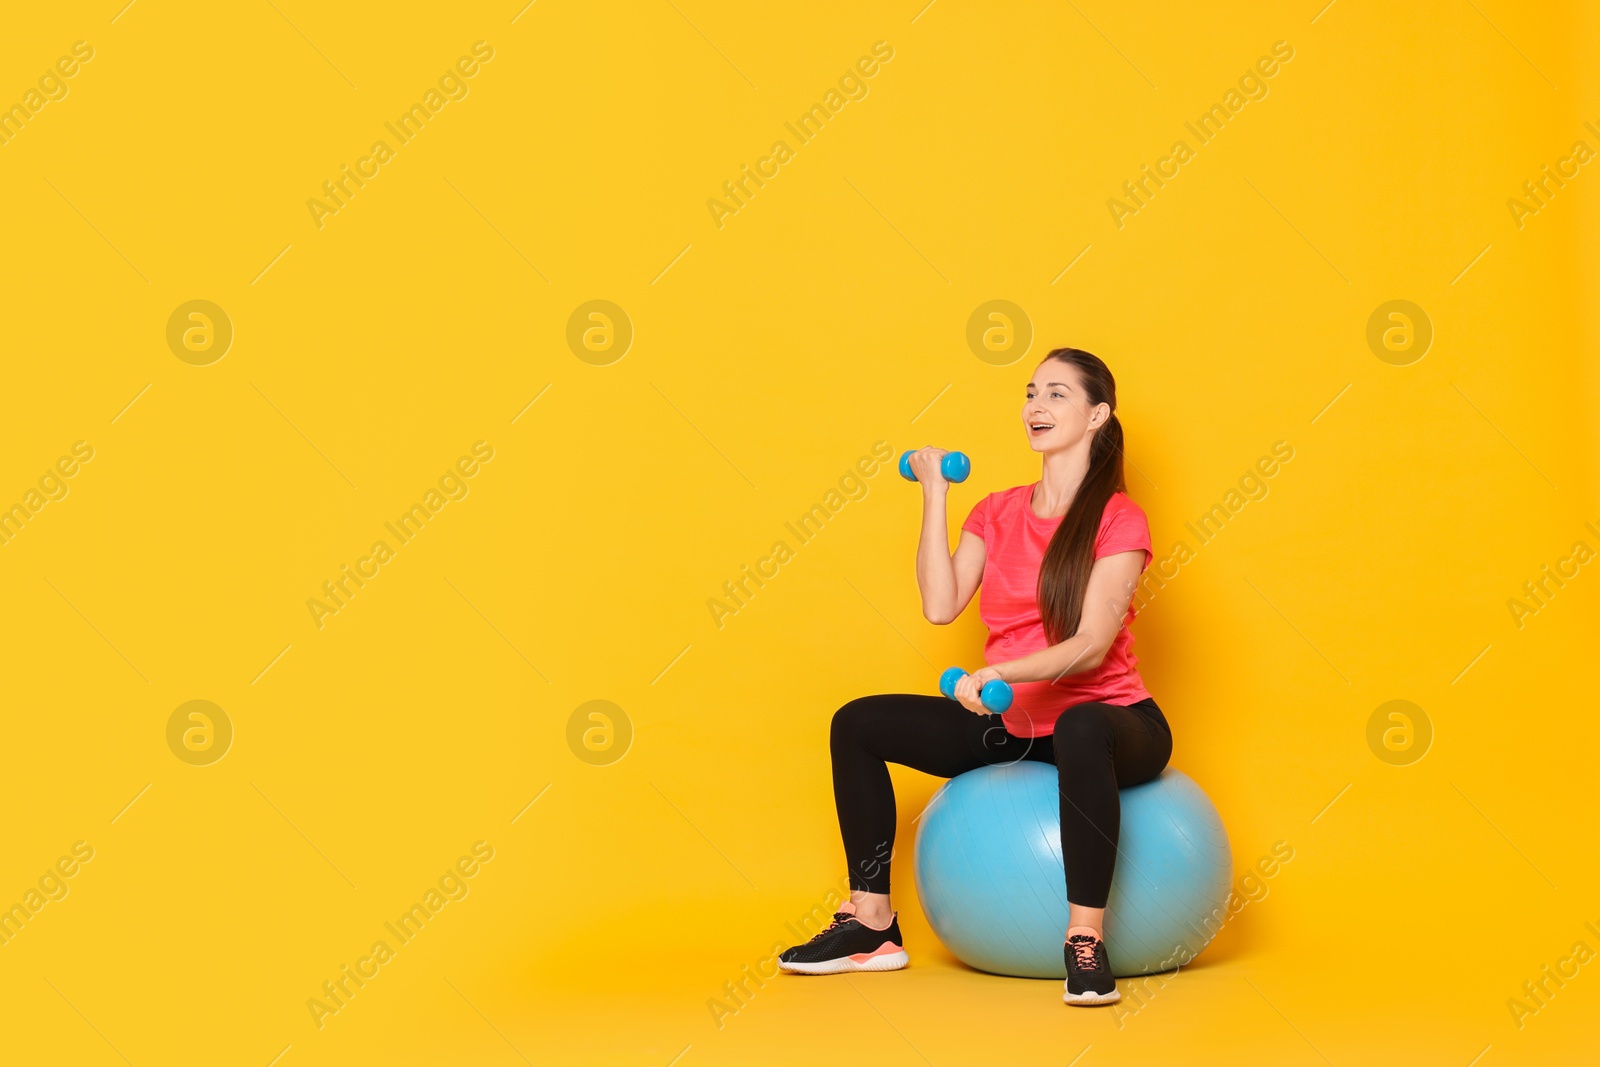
830, 697, 879, 751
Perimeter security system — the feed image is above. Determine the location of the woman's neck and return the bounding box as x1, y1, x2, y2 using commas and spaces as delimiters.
1033, 445, 1091, 517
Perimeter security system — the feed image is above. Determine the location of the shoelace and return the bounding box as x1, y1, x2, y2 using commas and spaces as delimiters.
1067, 935, 1100, 971
805, 911, 857, 943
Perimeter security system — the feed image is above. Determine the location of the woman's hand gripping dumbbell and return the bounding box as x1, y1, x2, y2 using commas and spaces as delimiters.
940, 667, 1013, 714
900, 449, 971, 484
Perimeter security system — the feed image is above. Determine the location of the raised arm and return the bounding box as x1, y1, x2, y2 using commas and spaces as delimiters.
909, 447, 986, 625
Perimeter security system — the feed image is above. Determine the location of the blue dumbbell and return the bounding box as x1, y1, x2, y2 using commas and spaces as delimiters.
899, 450, 971, 484
939, 666, 1014, 713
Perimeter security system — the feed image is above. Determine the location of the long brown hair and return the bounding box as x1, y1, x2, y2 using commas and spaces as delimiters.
1035, 348, 1126, 644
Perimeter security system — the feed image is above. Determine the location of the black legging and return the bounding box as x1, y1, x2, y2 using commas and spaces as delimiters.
830, 694, 1172, 909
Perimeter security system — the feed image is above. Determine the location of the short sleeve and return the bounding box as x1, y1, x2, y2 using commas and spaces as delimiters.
1096, 494, 1152, 570
961, 493, 991, 540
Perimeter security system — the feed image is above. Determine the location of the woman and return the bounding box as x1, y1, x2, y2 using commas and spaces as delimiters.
777, 348, 1171, 1007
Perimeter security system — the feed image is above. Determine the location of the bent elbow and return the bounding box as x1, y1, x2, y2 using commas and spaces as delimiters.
923, 606, 955, 626
1076, 641, 1110, 671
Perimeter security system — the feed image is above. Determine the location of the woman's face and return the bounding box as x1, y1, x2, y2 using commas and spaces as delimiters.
1022, 359, 1107, 454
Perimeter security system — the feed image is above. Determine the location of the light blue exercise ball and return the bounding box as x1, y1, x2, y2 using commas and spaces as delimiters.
913, 764, 1232, 978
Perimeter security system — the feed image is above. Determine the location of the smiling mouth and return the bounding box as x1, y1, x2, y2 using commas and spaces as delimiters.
1029, 422, 1055, 435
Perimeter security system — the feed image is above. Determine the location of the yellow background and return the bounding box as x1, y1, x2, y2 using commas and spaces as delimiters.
1, 1, 1597, 1063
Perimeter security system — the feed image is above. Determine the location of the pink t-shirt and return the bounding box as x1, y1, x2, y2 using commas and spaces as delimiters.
961, 486, 1153, 738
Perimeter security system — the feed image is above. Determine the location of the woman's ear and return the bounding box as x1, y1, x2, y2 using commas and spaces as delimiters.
1088, 402, 1111, 430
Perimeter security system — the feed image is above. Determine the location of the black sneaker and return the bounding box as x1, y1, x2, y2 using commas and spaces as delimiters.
777, 902, 909, 975
1063, 934, 1120, 1005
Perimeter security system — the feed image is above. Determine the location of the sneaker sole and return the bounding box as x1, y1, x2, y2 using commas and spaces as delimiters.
1062, 986, 1121, 1006
778, 950, 910, 975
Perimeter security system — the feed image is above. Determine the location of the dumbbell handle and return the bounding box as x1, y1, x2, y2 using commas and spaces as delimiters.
899, 450, 971, 484
939, 666, 1014, 714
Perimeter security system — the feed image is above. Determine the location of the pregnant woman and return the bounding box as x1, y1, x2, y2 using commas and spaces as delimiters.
777, 348, 1171, 1006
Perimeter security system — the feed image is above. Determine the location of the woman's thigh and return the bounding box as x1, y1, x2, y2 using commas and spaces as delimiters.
1052, 698, 1171, 784
833, 695, 1049, 775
